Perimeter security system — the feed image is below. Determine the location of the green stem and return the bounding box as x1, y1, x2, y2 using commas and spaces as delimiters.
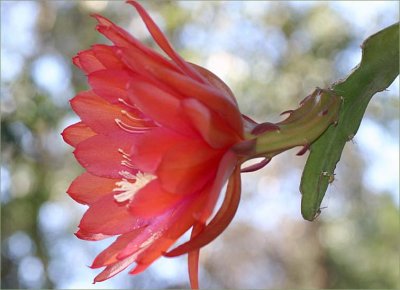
253, 88, 342, 158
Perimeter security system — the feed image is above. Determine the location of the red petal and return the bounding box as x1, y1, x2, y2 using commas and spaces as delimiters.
91, 230, 141, 268
127, 81, 196, 136
190, 63, 237, 106
79, 194, 148, 236
182, 98, 239, 149
130, 127, 186, 173
197, 150, 238, 223
88, 69, 132, 104
91, 44, 125, 70
74, 45, 125, 75
118, 193, 207, 262
114, 213, 178, 262
159, 71, 242, 136
188, 248, 200, 290
188, 223, 205, 290
126, 0, 206, 83
61, 122, 96, 147
133, 194, 207, 266
128, 179, 181, 217
73, 49, 105, 74
164, 166, 241, 257
74, 230, 112, 241
128, 263, 149, 275
114, 225, 165, 261
74, 132, 136, 178
156, 138, 221, 195
70, 90, 146, 135
119, 49, 243, 137
67, 172, 119, 205
92, 14, 180, 73
114, 45, 181, 90
72, 55, 82, 69
70, 91, 121, 134
93, 252, 140, 283
133, 236, 174, 266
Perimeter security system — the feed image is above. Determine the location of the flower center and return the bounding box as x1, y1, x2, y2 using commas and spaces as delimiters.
113, 171, 156, 203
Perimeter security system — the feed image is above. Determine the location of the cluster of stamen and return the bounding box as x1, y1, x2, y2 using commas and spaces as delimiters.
115, 98, 153, 134
115, 118, 151, 134
113, 171, 156, 203
118, 148, 136, 169
118, 98, 137, 109
112, 99, 157, 203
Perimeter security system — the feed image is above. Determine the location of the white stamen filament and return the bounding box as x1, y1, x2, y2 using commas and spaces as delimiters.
119, 170, 136, 180
118, 98, 137, 109
120, 154, 132, 162
118, 148, 132, 161
118, 148, 130, 156
115, 119, 150, 134
121, 110, 143, 121
121, 160, 135, 169
122, 155, 132, 161
113, 172, 156, 203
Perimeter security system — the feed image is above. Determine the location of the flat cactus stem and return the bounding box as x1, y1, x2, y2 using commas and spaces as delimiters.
300, 23, 399, 221
253, 88, 342, 158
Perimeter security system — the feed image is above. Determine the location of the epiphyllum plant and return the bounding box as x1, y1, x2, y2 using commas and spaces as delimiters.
62, 1, 341, 288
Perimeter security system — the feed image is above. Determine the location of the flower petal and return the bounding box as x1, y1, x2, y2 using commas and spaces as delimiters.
164, 165, 241, 257
188, 248, 200, 289
73, 44, 125, 74
91, 44, 125, 70
188, 223, 205, 290
93, 252, 141, 283
61, 121, 96, 147
156, 138, 221, 195
91, 229, 141, 268
130, 127, 186, 173
92, 13, 180, 73
190, 63, 237, 106
74, 230, 112, 241
126, 0, 206, 83
119, 48, 243, 136
70, 91, 122, 134
114, 226, 165, 262
73, 49, 105, 74
182, 98, 239, 149
197, 150, 238, 223
70, 90, 147, 135
88, 69, 132, 104
128, 263, 149, 275
74, 132, 136, 178
127, 80, 196, 135
117, 192, 207, 262
67, 172, 119, 205
78, 194, 148, 236
129, 179, 181, 217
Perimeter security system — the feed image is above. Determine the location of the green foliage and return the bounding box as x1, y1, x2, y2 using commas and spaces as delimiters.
300, 23, 400, 221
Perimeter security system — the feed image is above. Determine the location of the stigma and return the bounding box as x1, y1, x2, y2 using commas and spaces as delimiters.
113, 171, 156, 203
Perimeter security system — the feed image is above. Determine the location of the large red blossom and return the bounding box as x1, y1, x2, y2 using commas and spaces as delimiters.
62, 1, 246, 288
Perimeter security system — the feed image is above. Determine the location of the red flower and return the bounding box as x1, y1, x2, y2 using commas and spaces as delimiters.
62, 1, 246, 288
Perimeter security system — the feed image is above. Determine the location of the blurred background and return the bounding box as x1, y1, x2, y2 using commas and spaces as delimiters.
1, 1, 399, 289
